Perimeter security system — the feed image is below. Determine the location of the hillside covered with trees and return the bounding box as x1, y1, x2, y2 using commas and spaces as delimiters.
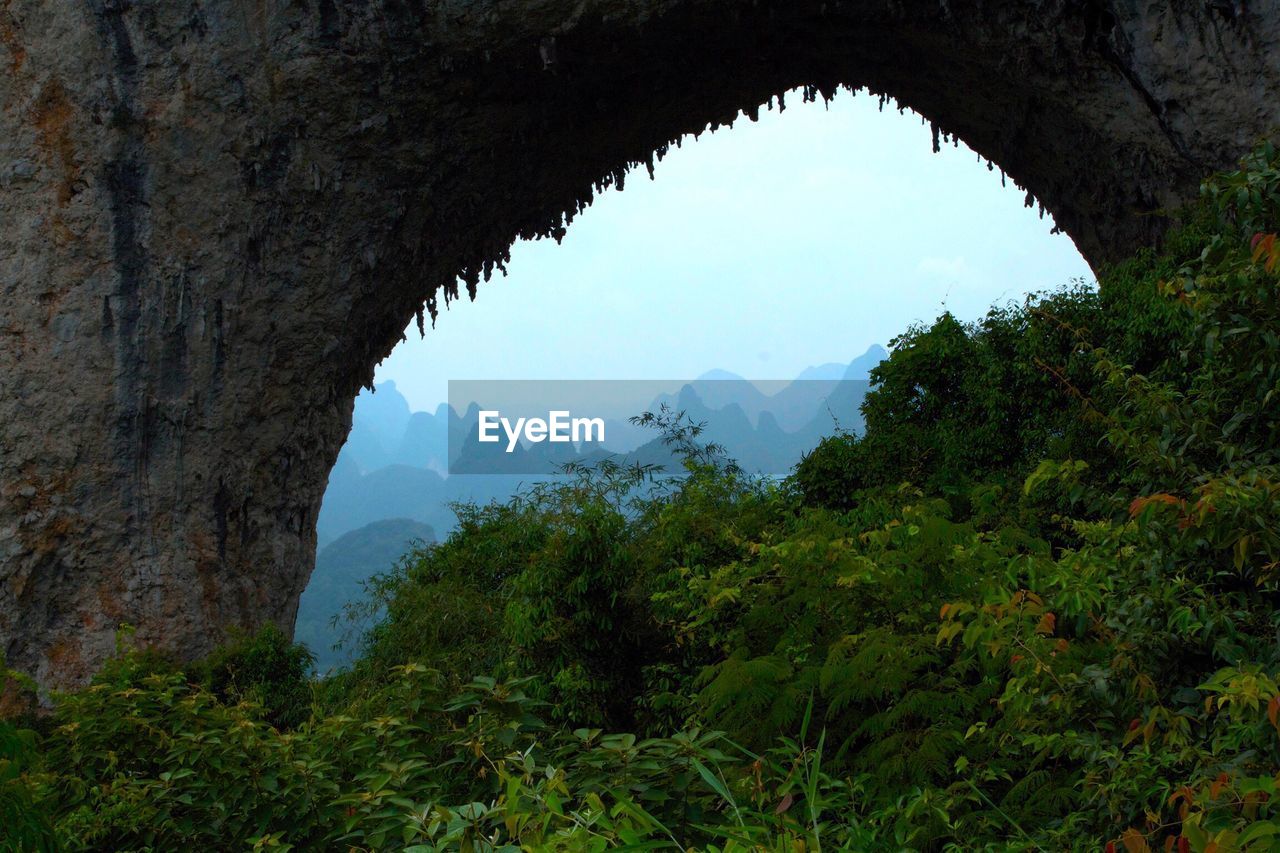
4, 145, 1280, 850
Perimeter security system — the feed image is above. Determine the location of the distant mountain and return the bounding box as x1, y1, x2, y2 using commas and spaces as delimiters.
342, 381, 415, 473
795, 362, 848, 381
657, 379, 771, 423
663, 345, 886, 431
317, 464, 450, 542
391, 404, 451, 474
844, 344, 889, 380
316, 462, 531, 543
358, 380, 413, 451
695, 368, 748, 381
320, 346, 888, 527
296, 518, 435, 673
305, 344, 887, 650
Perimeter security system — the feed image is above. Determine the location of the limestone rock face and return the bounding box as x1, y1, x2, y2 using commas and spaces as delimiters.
1, 0, 1277, 690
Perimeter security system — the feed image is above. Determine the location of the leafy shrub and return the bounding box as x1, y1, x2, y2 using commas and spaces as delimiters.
189, 624, 315, 730
0, 661, 54, 852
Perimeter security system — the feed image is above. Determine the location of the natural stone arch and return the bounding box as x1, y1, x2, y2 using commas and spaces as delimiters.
1, 0, 1277, 690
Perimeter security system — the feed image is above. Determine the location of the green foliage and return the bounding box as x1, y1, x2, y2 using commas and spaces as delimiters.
188, 624, 316, 731
0, 660, 55, 852
7, 142, 1280, 851
338, 411, 782, 733
792, 216, 1202, 509
793, 285, 1112, 504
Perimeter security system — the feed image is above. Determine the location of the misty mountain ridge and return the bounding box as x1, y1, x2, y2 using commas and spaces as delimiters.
324, 344, 887, 543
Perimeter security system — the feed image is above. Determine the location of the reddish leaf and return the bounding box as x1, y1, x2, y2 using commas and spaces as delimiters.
1129, 493, 1184, 518
1250, 233, 1279, 273
1122, 828, 1152, 853
1036, 612, 1057, 636
1210, 772, 1230, 799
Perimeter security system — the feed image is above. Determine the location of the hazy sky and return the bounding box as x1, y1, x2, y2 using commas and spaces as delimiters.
376, 90, 1094, 412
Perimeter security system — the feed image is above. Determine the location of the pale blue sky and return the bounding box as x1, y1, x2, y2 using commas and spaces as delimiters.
376, 90, 1093, 412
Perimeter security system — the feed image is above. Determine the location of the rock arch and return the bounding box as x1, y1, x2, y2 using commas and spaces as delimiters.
1, 0, 1277, 689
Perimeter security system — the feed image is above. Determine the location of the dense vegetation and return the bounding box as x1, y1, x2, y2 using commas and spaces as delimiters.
5, 144, 1280, 851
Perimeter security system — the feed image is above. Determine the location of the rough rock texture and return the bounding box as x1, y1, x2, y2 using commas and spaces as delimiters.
1, 0, 1278, 690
